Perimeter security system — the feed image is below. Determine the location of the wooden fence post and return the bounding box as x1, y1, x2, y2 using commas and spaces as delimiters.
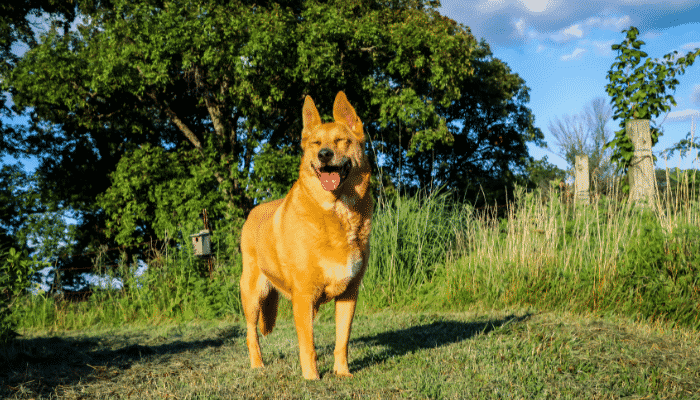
575, 154, 589, 205
627, 119, 657, 207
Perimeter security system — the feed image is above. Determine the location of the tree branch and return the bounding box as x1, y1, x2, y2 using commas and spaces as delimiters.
146, 91, 203, 149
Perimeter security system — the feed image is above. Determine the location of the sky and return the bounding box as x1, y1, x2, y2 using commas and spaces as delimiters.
437, 0, 700, 173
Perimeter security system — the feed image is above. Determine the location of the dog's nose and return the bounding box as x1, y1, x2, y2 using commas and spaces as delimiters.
318, 148, 334, 164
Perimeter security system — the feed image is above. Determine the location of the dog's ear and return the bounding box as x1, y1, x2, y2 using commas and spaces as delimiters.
302, 95, 322, 140
333, 91, 364, 140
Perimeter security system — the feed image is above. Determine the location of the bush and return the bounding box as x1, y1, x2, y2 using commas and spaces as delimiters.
612, 210, 700, 328
0, 245, 33, 344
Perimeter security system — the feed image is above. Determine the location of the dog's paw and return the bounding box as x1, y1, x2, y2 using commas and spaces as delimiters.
303, 372, 321, 380
333, 369, 353, 378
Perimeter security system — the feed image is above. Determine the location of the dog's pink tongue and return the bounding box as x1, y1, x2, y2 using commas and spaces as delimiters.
320, 172, 340, 191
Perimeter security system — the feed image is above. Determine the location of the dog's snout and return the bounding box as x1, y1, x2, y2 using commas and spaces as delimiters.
318, 148, 334, 164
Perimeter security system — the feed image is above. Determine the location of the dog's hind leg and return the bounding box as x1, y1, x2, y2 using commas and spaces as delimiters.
240, 261, 270, 369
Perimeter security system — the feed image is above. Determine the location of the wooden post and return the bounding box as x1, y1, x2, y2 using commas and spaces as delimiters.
627, 119, 656, 207
575, 154, 589, 205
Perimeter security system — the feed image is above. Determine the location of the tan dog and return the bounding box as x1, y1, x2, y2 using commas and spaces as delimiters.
240, 91, 372, 380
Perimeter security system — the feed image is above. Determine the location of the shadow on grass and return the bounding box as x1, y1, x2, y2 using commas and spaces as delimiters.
1, 314, 532, 395
350, 313, 532, 373
0, 325, 244, 398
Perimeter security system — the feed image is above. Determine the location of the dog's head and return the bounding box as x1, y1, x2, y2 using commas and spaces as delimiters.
301, 91, 367, 193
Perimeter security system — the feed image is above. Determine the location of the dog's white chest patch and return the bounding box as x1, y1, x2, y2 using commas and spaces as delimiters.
322, 250, 363, 297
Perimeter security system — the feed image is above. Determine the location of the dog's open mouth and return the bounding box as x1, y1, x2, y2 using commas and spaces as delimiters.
313, 160, 352, 191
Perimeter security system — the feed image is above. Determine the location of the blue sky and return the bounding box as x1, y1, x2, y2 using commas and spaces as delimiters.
437, 0, 700, 173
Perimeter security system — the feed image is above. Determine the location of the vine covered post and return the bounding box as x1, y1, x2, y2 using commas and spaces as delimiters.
627, 119, 657, 207
605, 26, 700, 193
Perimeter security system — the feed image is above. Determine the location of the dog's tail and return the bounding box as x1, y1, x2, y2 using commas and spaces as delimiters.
258, 289, 279, 336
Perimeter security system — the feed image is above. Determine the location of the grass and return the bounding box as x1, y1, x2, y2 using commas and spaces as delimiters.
3, 167, 700, 398
2, 305, 699, 399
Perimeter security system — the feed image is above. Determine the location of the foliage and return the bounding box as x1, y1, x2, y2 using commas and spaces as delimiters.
97, 143, 242, 250
2, 0, 544, 268
15, 230, 242, 331
394, 40, 545, 205
610, 211, 700, 327
0, 165, 38, 245
523, 156, 567, 198
660, 130, 700, 161
365, 187, 473, 306
0, 1, 77, 156
0, 164, 72, 290
246, 143, 301, 204
10, 174, 700, 332
605, 26, 700, 192
0, 245, 33, 344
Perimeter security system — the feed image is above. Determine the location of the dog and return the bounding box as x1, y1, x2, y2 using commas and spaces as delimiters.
240, 91, 372, 380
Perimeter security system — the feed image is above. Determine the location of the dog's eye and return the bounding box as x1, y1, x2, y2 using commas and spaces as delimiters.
312, 141, 321, 146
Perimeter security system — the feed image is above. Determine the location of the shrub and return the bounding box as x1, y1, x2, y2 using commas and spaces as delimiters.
0, 245, 33, 344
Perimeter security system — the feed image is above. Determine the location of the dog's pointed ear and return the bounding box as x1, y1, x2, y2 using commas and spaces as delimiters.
302, 95, 321, 140
333, 91, 364, 140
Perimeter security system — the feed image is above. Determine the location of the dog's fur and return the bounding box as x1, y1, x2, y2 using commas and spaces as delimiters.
240, 91, 372, 380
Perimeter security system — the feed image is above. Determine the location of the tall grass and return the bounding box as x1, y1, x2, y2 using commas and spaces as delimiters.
12, 168, 700, 332
439, 170, 700, 329
363, 188, 474, 309
14, 233, 242, 332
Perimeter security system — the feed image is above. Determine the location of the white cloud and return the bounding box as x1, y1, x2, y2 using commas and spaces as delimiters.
514, 18, 527, 36
518, 0, 556, 13
563, 24, 584, 38
601, 15, 632, 31
584, 17, 602, 26
536, 44, 546, 53
589, 39, 616, 55
551, 23, 585, 43
581, 15, 631, 32
561, 47, 586, 61
691, 84, 700, 107
478, 0, 508, 12
665, 109, 700, 123
680, 42, 700, 51
640, 31, 662, 41
439, 0, 700, 48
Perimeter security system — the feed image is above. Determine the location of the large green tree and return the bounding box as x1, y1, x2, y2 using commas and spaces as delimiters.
393, 38, 545, 202
4, 0, 543, 259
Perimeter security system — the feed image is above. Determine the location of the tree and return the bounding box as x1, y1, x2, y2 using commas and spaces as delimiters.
522, 156, 566, 198
388, 38, 545, 205
605, 26, 700, 192
548, 97, 618, 195
1, 1, 77, 158
4, 0, 544, 261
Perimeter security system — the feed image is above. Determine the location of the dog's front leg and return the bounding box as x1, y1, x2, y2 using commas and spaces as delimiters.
333, 283, 359, 377
292, 294, 320, 380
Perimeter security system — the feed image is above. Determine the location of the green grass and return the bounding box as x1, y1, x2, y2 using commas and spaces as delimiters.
3, 168, 700, 398
11, 170, 700, 331
2, 306, 699, 399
